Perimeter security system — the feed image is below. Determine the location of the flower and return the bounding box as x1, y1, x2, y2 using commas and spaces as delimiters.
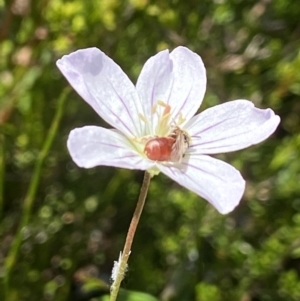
56, 46, 280, 214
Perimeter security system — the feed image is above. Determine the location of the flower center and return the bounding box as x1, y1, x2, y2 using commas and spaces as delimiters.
135, 101, 190, 163
138, 100, 186, 137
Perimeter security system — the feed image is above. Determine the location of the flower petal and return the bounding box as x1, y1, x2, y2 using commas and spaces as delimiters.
56, 48, 144, 137
67, 126, 154, 170
158, 155, 245, 214
185, 100, 280, 154
136, 46, 206, 132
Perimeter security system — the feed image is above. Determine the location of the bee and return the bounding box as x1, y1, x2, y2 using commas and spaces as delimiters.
168, 126, 190, 162
144, 127, 190, 163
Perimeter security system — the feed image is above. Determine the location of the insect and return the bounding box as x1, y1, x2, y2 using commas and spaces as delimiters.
144, 127, 190, 163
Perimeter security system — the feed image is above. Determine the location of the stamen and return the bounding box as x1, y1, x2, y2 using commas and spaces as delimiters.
152, 101, 172, 136
177, 112, 186, 125
151, 103, 157, 115
149, 100, 187, 138
157, 100, 171, 116
138, 113, 148, 123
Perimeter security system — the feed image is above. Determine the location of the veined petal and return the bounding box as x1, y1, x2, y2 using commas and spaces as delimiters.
67, 126, 154, 170
136, 49, 172, 134
169, 47, 206, 122
56, 48, 144, 137
185, 99, 280, 155
136, 46, 206, 133
158, 155, 245, 214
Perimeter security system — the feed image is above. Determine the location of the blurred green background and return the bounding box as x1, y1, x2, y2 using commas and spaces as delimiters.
0, 0, 300, 300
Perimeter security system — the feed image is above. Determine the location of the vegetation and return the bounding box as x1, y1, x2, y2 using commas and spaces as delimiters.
0, 0, 299, 300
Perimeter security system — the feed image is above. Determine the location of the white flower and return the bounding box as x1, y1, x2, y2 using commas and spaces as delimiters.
56, 46, 280, 214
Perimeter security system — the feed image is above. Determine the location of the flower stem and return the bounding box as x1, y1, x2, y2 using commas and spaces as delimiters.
110, 171, 151, 301
3, 88, 69, 297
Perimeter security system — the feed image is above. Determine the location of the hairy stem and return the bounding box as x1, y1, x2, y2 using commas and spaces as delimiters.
110, 171, 151, 301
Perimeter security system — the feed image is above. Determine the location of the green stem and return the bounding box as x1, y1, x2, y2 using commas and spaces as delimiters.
0, 133, 5, 219
3, 88, 69, 295
110, 171, 151, 301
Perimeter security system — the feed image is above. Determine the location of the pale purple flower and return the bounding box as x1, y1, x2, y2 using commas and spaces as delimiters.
56, 46, 280, 214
